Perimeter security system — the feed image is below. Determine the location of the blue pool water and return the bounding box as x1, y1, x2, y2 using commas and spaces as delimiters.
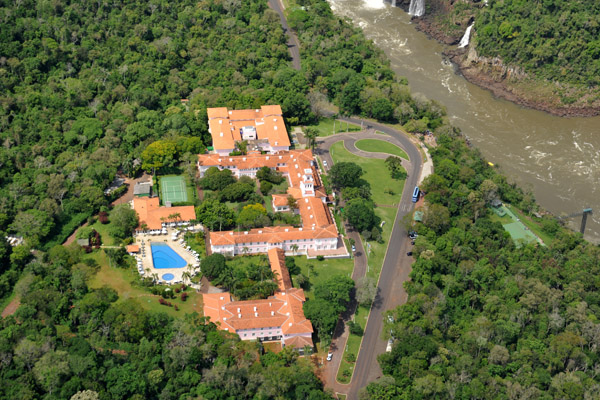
162, 273, 175, 281
150, 242, 187, 269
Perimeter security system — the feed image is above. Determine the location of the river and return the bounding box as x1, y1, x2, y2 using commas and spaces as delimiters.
327, 0, 600, 242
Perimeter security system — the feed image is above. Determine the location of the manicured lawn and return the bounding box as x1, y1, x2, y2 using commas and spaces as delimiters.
328, 142, 404, 383
270, 180, 289, 194
337, 306, 369, 383
88, 220, 117, 246
330, 142, 404, 206
355, 139, 409, 160
87, 250, 203, 317
306, 118, 361, 137
263, 195, 274, 213
365, 207, 399, 281
292, 256, 353, 300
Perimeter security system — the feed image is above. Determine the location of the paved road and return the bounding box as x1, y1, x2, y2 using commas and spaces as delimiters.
340, 120, 423, 399
267, 5, 427, 396
267, 0, 301, 70
315, 128, 424, 396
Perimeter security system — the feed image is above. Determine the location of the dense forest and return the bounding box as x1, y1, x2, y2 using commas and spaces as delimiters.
0, 244, 330, 399
474, 0, 600, 87
432, 0, 600, 92
3, 0, 600, 398
363, 129, 600, 399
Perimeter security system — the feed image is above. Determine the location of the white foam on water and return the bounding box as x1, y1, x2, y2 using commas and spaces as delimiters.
363, 0, 386, 9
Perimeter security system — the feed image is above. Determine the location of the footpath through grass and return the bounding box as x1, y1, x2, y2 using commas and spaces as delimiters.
355, 139, 409, 160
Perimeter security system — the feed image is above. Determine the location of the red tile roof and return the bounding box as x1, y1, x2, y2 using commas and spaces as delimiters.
207, 105, 290, 152
202, 289, 312, 335
268, 248, 292, 291
132, 197, 196, 231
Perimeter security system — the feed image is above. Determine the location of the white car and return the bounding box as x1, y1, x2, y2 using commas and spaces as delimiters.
351, 245, 356, 252
326, 352, 333, 361
386, 339, 393, 353
323, 160, 328, 168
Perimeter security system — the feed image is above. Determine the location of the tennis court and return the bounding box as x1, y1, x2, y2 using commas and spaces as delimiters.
500, 205, 541, 247
160, 176, 188, 203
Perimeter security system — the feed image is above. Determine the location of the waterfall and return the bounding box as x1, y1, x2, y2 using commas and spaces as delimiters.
458, 23, 474, 48
408, 0, 425, 17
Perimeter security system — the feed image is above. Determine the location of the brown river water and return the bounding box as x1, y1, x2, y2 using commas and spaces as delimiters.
327, 0, 600, 243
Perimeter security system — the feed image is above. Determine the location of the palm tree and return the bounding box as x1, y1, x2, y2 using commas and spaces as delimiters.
242, 247, 249, 256
182, 271, 192, 284
152, 273, 159, 284
291, 244, 299, 255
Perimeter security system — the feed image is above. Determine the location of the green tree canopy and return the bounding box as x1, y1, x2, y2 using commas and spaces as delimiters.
344, 198, 379, 233
196, 200, 236, 231
109, 205, 139, 239
329, 162, 364, 189
141, 140, 178, 173
237, 204, 270, 229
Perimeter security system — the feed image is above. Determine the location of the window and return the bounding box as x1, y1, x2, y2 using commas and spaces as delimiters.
252, 333, 255, 336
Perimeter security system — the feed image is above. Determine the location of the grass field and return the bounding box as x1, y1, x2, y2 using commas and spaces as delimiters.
307, 118, 361, 137
329, 141, 403, 380
330, 142, 404, 206
160, 175, 188, 203
292, 256, 353, 300
355, 139, 409, 160
87, 250, 203, 318
87, 219, 117, 246
336, 306, 369, 383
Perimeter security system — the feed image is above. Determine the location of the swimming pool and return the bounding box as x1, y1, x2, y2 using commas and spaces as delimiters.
162, 273, 175, 281
150, 242, 187, 269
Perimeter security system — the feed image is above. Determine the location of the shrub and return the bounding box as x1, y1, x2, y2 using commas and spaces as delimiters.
348, 321, 364, 336
260, 181, 273, 195
345, 353, 356, 363
98, 211, 109, 224
316, 255, 325, 261
181, 292, 188, 301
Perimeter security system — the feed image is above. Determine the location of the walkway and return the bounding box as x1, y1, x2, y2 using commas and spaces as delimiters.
266, 4, 431, 396
314, 128, 426, 397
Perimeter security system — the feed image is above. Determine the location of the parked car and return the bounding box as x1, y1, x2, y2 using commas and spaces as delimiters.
327, 352, 333, 361
407, 251, 413, 256
323, 160, 328, 167
351, 244, 356, 252
411, 241, 415, 245
386, 339, 393, 353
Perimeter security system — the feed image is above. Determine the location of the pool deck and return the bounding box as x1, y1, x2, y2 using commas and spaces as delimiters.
133, 227, 201, 284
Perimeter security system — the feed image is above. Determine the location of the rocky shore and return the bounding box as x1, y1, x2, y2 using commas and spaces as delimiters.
396, 0, 600, 117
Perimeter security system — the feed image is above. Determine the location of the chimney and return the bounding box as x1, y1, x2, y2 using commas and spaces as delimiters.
255, 312, 258, 317
237, 308, 241, 313
271, 311, 274, 316
238, 314, 241, 318
254, 306, 257, 311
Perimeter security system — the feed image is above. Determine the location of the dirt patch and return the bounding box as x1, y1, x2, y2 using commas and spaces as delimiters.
2, 297, 20, 318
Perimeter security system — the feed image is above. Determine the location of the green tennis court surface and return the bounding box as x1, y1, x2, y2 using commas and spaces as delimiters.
160, 176, 188, 203
503, 222, 538, 246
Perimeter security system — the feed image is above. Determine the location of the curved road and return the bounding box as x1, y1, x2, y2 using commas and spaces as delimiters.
317, 122, 423, 398
268, 6, 425, 397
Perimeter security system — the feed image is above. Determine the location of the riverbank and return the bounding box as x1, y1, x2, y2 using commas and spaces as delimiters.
404, 0, 600, 117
